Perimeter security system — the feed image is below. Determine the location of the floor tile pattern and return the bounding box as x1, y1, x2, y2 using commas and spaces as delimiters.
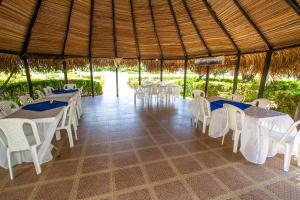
0, 96, 299, 200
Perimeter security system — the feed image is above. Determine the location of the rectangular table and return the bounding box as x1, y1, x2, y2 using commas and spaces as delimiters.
207, 97, 297, 164
0, 91, 78, 168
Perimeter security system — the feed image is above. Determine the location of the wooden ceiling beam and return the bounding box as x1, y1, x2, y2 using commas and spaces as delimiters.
21, 0, 42, 56
286, 0, 300, 15
62, 0, 74, 56
112, 0, 117, 57
148, 0, 163, 59
89, 0, 94, 58
233, 0, 272, 50
167, 0, 187, 57
129, 0, 141, 59
182, 0, 211, 56
202, 0, 240, 53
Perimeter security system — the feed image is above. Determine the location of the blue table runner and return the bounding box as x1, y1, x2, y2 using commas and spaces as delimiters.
52, 89, 78, 94
211, 100, 251, 111
22, 101, 68, 112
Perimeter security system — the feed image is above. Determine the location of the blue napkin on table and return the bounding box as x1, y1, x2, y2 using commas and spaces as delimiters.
52, 89, 78, 94
22, 101, 68, 112
210, 100, 251, 111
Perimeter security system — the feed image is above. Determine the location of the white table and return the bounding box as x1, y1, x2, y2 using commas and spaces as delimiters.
0, 91, 78, 169
206, 97, 297, 164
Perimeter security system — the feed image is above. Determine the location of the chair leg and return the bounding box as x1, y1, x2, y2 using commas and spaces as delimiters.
72, 124, 78, 141
66, 127, 74, 148
6, 150, 13, 180
298, 143, 300, 167
283, 144, 293, 172
55, 130, 61, 140
202, 118, 206, 134
30, 146, 41, 174
233, 131, 240, 153
222, 133, 226, 145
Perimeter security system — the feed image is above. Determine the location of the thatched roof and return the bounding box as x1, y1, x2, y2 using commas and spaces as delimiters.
0, 0, 300, 60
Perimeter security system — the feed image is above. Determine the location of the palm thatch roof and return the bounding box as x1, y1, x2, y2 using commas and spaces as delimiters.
0, 0, 299, 75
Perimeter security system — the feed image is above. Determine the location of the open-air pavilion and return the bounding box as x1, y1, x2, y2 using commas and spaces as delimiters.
0, 0, 300, 199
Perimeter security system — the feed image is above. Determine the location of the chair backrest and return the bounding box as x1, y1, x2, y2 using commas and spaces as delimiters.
35, 90, 45, 99
251, 98, 272, 109
144, 80, 153, 85
0, 118, 41, 152
19, 95, 33, 106
64, 84, 77, 90
193, 90, 205, 98
201, 97, 211, 118
0, 101, 14, 116
169, 85, 180, 96
279, 120, 300, 143
230, 93, 244, 102
60, 101, 75, 127
224, 104, 245, 131
151, 84, 159, 94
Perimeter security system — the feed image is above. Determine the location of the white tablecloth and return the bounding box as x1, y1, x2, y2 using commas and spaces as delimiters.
206, 97, 298, 164
0, 92, 78, 168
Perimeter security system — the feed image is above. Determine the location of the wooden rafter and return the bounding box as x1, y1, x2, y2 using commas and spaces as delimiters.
21, 0, 42, 56
89, 0, 95, 97
167, 0, 187, 56
233, 0, 272, 50
182, 0, 211, 56
202, 0, 240, 53
148, 0, 163, 59
62, 0, 74, 56
112, 0, 117, 57
129, 0, 141, 59
286, 0, 300, 15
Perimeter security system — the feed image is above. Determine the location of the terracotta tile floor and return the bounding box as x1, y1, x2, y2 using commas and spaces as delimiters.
0, 96, 299, 200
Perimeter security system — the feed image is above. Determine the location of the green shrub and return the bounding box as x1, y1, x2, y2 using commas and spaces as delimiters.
1, 78, 104, 102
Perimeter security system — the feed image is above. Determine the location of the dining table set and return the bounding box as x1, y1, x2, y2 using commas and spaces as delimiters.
134, 81, 181, 105
189, 94, 300, 171
0, 87, 82, 179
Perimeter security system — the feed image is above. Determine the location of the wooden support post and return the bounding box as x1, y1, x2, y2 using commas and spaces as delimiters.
160, 59, 163, 81
63, 61, 68, 84
233, 54, 240, 94
205, 66, 210, 97
116, 66, 119, 97
183, 57, 188, 99
22, 57, 34, 98
258, 51, 273, 98
89, 57, 95, 97
138, 58, 141, 86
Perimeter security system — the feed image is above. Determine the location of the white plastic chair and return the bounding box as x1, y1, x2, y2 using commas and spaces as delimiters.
251, 98, 272, 109
158, 86, 168, 102
167, 85, 180, 102
35, 90, 45, 99
229, 93, 244, 102
19, 95, 33, 106
200, 98, 212, 134
0, 118, 41, 180
192, 90, 205, 98
56, 101, 77, 147
222, 104, 246, 153
134, 86, 144, 104
151, 84, 159, 102
64, 84, 77, 90
142, 85, 152, 103
0, 101, 19, 117
268, 120, 300, 171
189, 96, 202, 128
